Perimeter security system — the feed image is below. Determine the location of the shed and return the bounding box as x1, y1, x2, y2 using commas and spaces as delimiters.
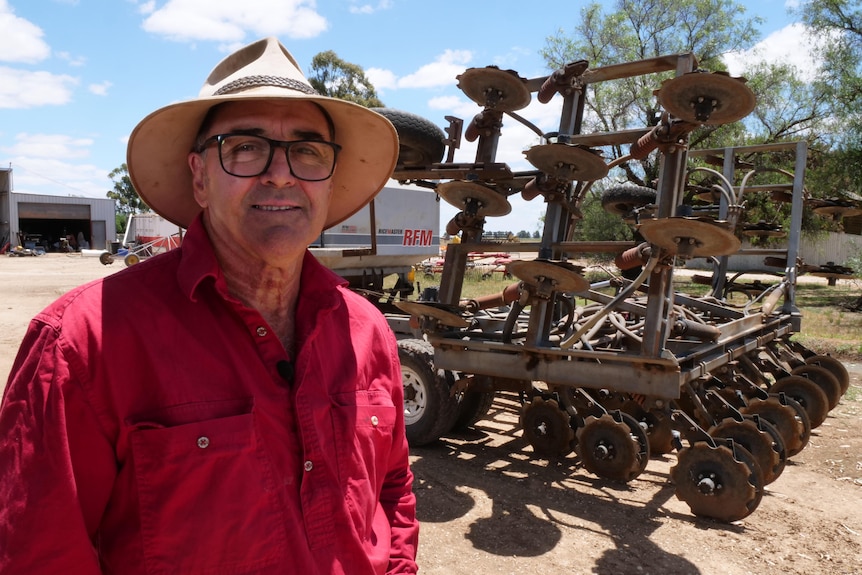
0, 168, 116, 252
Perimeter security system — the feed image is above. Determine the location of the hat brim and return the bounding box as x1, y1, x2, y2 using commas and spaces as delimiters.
127, 93, 398, 230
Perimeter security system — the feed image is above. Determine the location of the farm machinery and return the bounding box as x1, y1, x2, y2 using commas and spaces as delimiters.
376, 52, 850, 523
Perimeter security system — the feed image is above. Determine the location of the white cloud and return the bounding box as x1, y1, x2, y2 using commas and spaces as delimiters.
366, 67, 397, 90
348, 0, 392, 15
10, 158, 109, 198
3, 134, 108, 198
4, 133, 94, 159
139, 0, 328, 43
57, 51, 87, 67
398, 49, 473, 89
428, 95, 464, 111
0, 66, 78, 109
0, 0, 51, 64
89, 81, 113, 96
724, 23, 827, 82
491, 46, 534, 71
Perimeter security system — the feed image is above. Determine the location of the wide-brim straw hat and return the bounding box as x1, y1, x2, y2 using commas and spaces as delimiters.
127, 36, 398, 230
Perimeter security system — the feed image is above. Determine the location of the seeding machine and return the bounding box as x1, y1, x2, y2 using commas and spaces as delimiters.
371, 52, 850, 522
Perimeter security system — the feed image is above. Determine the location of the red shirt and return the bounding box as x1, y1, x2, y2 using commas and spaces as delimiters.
0, 216, 418, 574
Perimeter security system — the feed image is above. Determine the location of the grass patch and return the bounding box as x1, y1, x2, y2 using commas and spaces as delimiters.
413, 267, 862, 361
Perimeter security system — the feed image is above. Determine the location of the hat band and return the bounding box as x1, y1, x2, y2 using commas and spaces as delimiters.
213, 75, 318, 96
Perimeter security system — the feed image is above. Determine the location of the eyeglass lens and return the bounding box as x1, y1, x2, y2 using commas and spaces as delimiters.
218, 135, 337, 181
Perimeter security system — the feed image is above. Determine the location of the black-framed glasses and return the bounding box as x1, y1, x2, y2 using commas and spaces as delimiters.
196, 133, 341, 181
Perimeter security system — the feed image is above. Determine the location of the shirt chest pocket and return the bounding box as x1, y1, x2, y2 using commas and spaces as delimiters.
329, 391, 398, 538
130, 410, 288, 574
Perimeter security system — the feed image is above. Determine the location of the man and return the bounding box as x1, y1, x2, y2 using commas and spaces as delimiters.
0, 37, 418, 574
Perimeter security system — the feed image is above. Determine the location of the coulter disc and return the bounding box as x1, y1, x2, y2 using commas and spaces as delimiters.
670, 441, 763, 523
520, 397, 576, 458
770, 375, 829, 429
709, 417, 782, 485
576, 413, 647, 482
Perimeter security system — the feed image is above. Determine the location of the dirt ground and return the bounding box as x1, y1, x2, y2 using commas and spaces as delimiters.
2, 253, 861, 575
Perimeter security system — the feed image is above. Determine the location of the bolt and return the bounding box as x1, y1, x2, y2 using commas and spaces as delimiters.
593, 442, 613, 460
697, 475, 716, 494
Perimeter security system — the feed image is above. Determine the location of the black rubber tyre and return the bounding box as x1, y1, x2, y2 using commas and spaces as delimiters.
398, 338, 460, 446
451, 390, 496, 431
372, 108, 446, 168
600, 184, 657, 216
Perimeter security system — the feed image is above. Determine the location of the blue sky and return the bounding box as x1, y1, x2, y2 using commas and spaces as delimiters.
1, 0, 812, 234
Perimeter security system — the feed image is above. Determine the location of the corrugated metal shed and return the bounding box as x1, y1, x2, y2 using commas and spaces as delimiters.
6, 191, 116, 252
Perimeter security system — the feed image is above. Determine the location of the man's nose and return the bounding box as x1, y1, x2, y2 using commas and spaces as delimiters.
261, 146, 297, 186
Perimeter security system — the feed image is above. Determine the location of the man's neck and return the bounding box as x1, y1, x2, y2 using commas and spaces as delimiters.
217, 246, 304, 356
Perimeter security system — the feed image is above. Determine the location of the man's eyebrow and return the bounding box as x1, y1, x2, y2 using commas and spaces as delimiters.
293, 129, 327, 141
224, 127, 327, 140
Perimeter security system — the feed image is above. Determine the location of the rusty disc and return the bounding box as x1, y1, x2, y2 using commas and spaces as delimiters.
638, 217, 741, 257
770, 190, 794, 204
812, 204, 862, 218
670, 442, 761, 522
576, 413, 646, 483
393, 301, 469, 328
456, 66, 531, 111
741, 396, 808, 457
709, 417, 783, 485
656, 71, 756, 125
520, 396, 576, 457
507, 259, 589, 293
523, 143, 609, 182
436, 181, 512, 217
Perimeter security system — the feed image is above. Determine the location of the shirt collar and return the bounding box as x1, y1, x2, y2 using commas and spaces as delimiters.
177, 213, 349, 306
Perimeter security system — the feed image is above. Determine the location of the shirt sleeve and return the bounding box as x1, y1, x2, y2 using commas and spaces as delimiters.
0, 318, 116, 573
379, 331, 420, 575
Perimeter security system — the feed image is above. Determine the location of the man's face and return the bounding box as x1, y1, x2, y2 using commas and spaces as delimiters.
188, 100, 334, 267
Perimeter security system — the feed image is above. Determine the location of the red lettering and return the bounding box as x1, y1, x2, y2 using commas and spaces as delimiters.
403, 228, 433, 246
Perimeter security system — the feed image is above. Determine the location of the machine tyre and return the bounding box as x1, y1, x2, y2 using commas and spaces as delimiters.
372, 108, 446, 168
398, 338, 459, 446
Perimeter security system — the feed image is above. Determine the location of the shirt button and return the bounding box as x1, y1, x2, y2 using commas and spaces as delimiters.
304, 460, 314, 472
197, 436, 210, 449
256, 326, 267, 337
371, 415, 379, 426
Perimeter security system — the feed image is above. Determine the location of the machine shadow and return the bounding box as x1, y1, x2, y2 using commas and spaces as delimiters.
409, 392, 747, 573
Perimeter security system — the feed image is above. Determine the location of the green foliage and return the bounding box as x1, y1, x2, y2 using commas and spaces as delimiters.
308, 50, 384, 107
107, 163, 148, 233
541, 0, 862, 236
541, 0, 762, 186
790, 0, 862, 200
794, 0, 862, 118
573, 191, 634, 261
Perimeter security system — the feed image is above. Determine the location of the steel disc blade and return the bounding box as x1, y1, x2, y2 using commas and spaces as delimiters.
507, 259, 589, 293
520, 397, 575, 457
670, 442, 761, 522
576, 414, 644, 482
656, 71, 756, 125
436, 181, 512, 217
638, 217, 740, 257
456, 66, 531, 111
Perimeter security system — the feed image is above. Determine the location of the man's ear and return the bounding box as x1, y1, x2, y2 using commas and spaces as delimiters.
188, 152, 209, 209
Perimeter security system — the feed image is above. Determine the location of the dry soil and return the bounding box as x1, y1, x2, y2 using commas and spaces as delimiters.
1, 253, 860, 575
